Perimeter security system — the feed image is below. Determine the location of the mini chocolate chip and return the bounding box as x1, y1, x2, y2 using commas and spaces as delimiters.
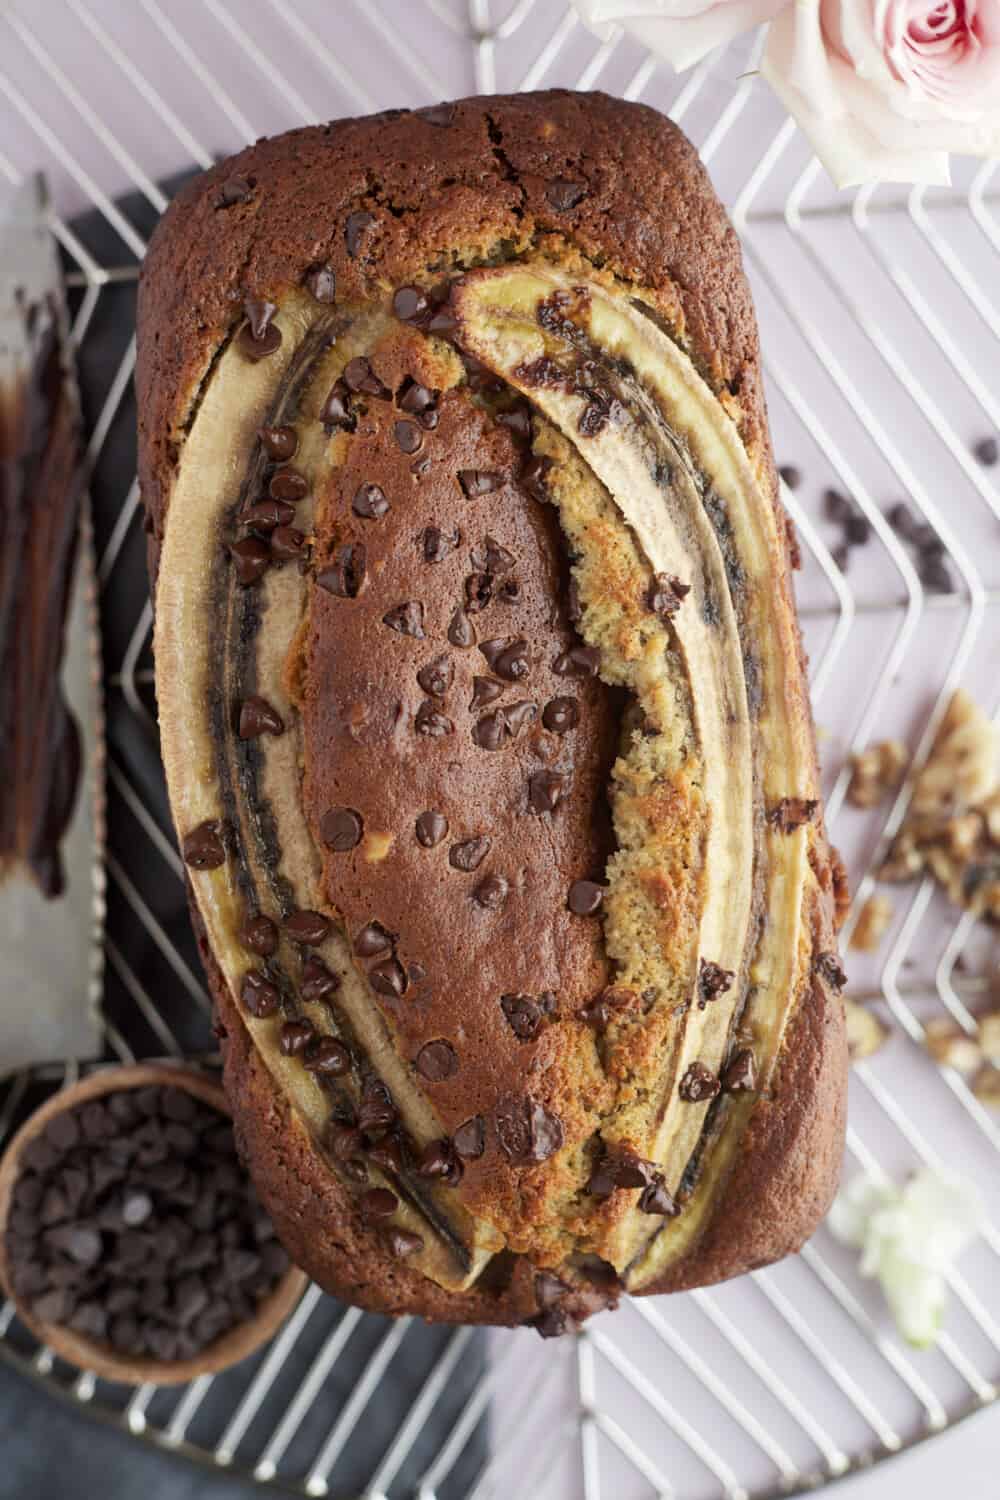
304, 1036, 352, 1077
416, 1139, 463, 1184
238, 320, 281, 361
470, 676, 504, 710
911, 523, 944, 558
353, 482, 389, 519
845, 513, 871, 546
269, 467, 308, 502
470, 537, 515, 574
259, 424, 298, 461
245, 296, 276, 340
280, 1019, 315, 1056
495, 1096, 564, 1164
824, 488, 854, 524
465, 572, 493, 612
698, 959, 734, 1008
393, 285, 429, 322
383, 601, 425, 637
397, 377, 436, 415
355, 922, 393, 957
359, 1187, 398, 1221
474, 873, 508, 909
679, 1061, 721, 1102
816, 951, 848, 991
501, 993, 542, 1041
415, 1040, 458, 1080
472, 701, 537, 749
271, 526, 306, 561
722, 1048, 757, 1093
554, 645, 600, 678
493, 639, 530, 681
448, 607, 476, 647
216, 174, 254, 207
450, 836, 492, 871
423, 524, 460, 562
520, 453, 553, 501
568, 880, 603, 916
646, 573, 691, 619
543, 696, 579, 733
417, 654, 454, 697
415, 701, 454, 737
566, 579, 582, 624
317, 542, 367, 598
426, 304, 459, 337
284, 909, 331, 945
459, 470, 501, 498
546, 178, 587, 210
767, 797, 818, 833
887, 501, 916, 537
395, 420, 422, 454
242, 499, 296, 533
321, 807, 363, 851
639, 1177, 678, 1216
384, 1228, 424, 1258
345, 210, 375, 257
920, 555, 955, 593
832, 542, 850, 573
238, 696, 284, 739
320, 380, 355, 430
304, 264, 337, 302
579, 986, 634, 1032
453, 1116, 485, 1159
238, 906, 275, 954
370, 957, 407, 998
778, 464, 802, 490
505, 701, 537, 734
302, 957, 340, 1002
498, 403, 532, 444
242, 970, 280, 1019
230, 536, 270, 585
974, 435, 998, 466
416, 810, 448, 848
529, 769, 566, 814
343, 355, 388, 396
359, 1078, 397, 1136
182, 820, 226, 869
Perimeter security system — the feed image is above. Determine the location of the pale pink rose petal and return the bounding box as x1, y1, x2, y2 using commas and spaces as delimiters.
762, 1, 1000, 187
573, 0, 790, 69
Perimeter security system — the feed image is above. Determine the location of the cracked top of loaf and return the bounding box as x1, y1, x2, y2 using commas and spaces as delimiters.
138, 91, 847, 1332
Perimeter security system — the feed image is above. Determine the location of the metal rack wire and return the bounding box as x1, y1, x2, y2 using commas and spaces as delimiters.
1, 2, 998, 1496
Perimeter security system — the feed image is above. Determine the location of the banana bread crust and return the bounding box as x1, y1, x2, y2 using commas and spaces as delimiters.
139, 91, 847, 1325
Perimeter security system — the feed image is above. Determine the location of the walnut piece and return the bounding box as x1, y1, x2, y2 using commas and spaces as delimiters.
844, 999, 889, 1061
847, 739, 909, 809
850, 893, 894, 953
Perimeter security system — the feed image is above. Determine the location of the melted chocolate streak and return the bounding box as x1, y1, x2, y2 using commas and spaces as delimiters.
209, 314, 472, 1273
507, 298, 769, 1265
0, 306, 84, 898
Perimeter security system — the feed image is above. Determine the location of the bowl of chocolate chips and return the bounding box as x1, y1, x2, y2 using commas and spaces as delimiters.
0, 1063, 307, 1383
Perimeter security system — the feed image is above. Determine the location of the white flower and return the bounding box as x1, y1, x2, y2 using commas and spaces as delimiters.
572, 0, 790, 71
828, 1167, 985, 1347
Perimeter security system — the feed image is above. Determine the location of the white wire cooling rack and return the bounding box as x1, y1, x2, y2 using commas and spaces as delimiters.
1, 2, 999, 1497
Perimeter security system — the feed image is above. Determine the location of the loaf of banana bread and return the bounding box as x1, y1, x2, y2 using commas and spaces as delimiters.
137, 91, 848, 1333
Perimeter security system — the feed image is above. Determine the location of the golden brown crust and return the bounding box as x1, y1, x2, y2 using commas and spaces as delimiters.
139, 92, 845, 1326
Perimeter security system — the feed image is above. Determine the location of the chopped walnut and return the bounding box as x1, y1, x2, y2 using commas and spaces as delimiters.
847, 739, 909, 809
924, 1017, 983, 1076
973, 1067, 1000, 1107
844, 1000, 889, 1061
878, 689, 999, 924
978, 1014, 1000, 1068
850, 893, 894, 952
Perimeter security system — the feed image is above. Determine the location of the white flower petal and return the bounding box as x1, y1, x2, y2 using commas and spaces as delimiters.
827, 1172, 897, 1249
570, 0, 789, 70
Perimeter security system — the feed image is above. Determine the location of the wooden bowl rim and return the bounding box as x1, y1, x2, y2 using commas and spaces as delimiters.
0, 1061, 308, 1385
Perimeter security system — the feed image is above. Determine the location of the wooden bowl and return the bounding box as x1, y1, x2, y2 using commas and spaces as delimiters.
0, 1062, 308, 1385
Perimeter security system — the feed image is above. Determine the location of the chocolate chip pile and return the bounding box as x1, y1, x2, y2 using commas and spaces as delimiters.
4, 1084, 290, 1362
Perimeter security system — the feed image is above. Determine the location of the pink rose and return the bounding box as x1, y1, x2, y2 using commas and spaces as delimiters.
573, 0, 789, 71
763, 0, 1000, 186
